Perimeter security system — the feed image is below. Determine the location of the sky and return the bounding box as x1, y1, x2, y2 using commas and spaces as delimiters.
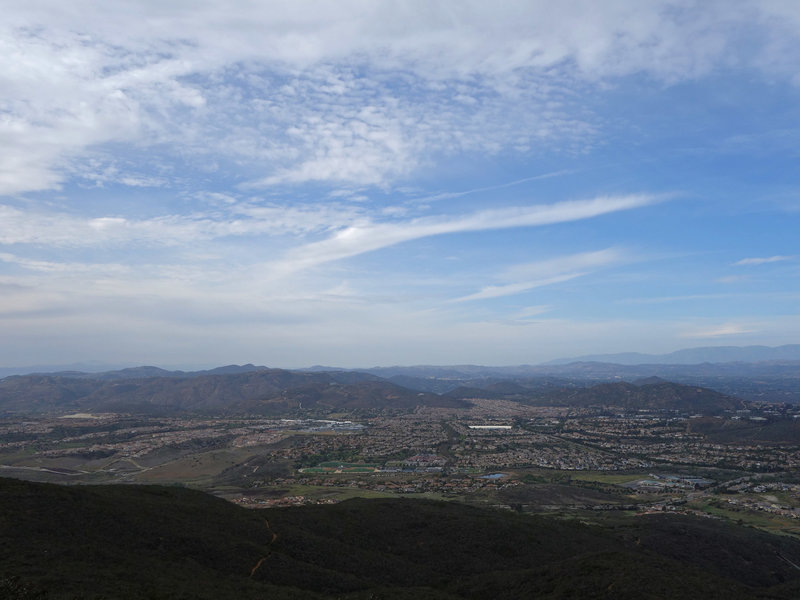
1, 0, 799, 369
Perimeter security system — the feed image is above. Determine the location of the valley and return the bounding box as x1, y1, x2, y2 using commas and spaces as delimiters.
3, 383, 799, 539
4, 361, 800, 598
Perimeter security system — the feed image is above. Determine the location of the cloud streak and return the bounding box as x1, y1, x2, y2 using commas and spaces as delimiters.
454, 248, 627, 302
0, 202, 362, 247
734, 255, 794, 266
0, 252, 129, 274
272, 194, 659, 274
680, 323, 756, 338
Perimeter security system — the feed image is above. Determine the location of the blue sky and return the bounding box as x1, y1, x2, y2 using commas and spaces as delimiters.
1, 1, 799, 368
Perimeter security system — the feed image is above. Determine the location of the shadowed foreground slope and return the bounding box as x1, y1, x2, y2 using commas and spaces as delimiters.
2, 477, 800, 599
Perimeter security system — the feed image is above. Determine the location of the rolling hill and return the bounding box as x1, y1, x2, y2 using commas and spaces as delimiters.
0, 369, 466, 415
0, 365, 752, 416
536, 380, 748, 413
3, 477, 800, 599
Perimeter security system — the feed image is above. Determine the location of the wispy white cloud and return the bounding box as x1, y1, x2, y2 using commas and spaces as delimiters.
271, 195, 658, 274
620, 291, 800, 305
715, 275, 748, 284
0, 201, 362, 246
454, 248, 627, 302
0, 24, 201, 195
235, 70, 590, 190
680, 323, 756, 338
409, 170, 575, 205
733, 255, 794, 266
3, 2, 800, 194
118, 175, 168, 188
513, 305, 554, 319
3, 2, 753, 82
0, 252, 129, 274
455, 274, 583, 303
0, 11, 597, 195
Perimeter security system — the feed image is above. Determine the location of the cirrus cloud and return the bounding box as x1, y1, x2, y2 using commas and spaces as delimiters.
734, 255, 794, 266
3, 1, 800, 195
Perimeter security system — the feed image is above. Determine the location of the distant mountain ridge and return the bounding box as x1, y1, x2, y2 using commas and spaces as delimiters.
0, 363, 271, 381
2, 342, 799, 413
546, 344, 800, 365
0, 368, 465, 415
0, 366, 749, 416
3, 344, 799, 380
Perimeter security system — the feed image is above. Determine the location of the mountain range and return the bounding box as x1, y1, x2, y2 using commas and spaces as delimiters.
3, 344, 800, 379
0, 366, 749, 416
2, 343, 799, 415
0, 368, 470, 416
545, 344, 800, 365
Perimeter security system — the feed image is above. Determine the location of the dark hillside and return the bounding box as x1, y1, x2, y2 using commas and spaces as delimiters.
0, 477, 298, 599
629, 513, 800, 588
3, 478, 800, 599
688, 416, 800, 444
537, 380, 746, 413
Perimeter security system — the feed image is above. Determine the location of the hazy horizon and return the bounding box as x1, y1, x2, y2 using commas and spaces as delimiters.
2, 343, 800, 376
2, 2, 799, 367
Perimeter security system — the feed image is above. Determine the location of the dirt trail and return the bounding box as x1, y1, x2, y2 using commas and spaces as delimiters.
249, 557, 266, 577
249, 519, 278, 578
